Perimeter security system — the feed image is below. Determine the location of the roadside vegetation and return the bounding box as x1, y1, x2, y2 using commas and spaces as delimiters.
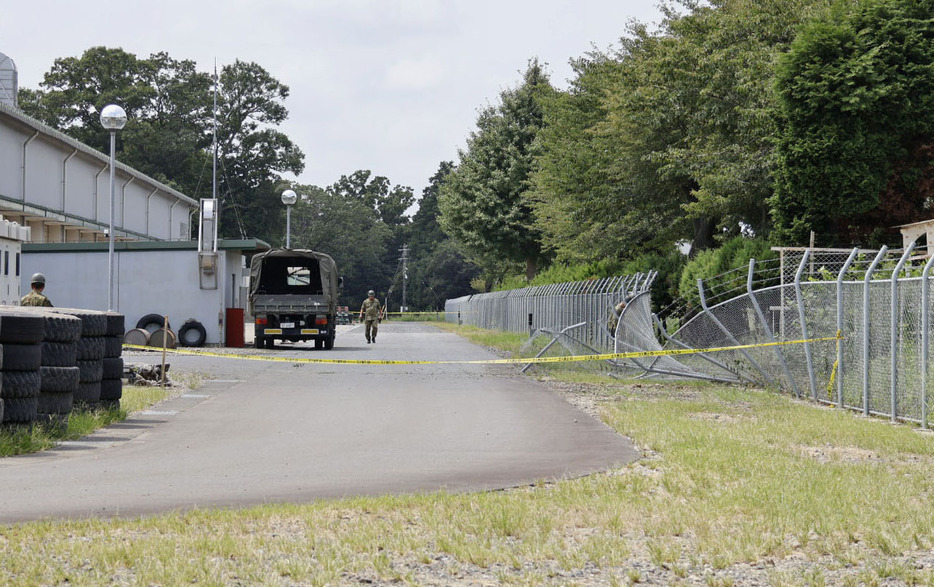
2, 323, 934, 585
0, 385, 173, 457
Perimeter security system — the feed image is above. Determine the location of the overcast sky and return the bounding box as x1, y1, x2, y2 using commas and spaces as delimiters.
2, 1, 662, 200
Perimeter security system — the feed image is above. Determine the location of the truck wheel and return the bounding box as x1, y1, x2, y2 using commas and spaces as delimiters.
254, 336, 264, 349
265, 337, 275, 349
314, 339, 323, 350
324, 335, 334, 350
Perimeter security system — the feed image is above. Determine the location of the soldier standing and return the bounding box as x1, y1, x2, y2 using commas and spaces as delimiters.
21, 272, 53, 307
359, 289, 383, 344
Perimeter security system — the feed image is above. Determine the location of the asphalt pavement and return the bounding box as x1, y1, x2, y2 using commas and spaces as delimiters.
0, 322, 639, 524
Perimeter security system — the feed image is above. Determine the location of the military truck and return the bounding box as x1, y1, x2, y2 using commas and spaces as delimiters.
249, 249, 342, 349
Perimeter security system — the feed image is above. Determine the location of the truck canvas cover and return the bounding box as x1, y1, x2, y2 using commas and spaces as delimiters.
249, 249, 339, 311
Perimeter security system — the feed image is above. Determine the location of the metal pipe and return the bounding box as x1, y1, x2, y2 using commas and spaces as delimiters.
698, 277, 774, 386
62, 148, 78, 210
890, 243, 916, 422
21, 130, 39, 202
863, 247, 888, 416
747, 258, 800, 396
835, 249, 859, 407
794, 249, 818, 399
108, 130, 116, 310
920, 250, 934, 429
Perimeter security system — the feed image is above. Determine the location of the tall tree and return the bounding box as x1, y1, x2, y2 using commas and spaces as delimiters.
771, 0, 934, 246
215, 60, 305, 240
18, 49, 305, 241
438, 59, 552, 281
18, 47, 213, 194
287, 184, 393, 305
400, 161, 479, 310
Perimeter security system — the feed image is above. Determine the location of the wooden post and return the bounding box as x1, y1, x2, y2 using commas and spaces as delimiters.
161, 315, 168, 388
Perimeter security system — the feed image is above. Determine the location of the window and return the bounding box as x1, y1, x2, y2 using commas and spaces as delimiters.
15, 252, 20, 276
4, 251, 8, 276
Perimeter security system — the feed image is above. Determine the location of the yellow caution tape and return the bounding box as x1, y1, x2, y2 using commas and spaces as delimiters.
123, 333, 843, 367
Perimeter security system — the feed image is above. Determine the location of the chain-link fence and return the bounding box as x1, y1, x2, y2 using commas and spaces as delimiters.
656, 245, 933, 427
444, 273, 656, 353
444, 246, 934, 428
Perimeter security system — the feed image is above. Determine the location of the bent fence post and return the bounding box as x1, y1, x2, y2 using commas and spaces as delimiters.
890, 243, 916, 423
922, 251, 934, 430
747, 258, 799, 396
698, 278, 775, 387
836, 249, 860, 408
794, 249, 818, 400
863, 246, 888, 416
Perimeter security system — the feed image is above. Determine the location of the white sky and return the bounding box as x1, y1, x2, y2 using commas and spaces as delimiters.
2, 1, 662, 199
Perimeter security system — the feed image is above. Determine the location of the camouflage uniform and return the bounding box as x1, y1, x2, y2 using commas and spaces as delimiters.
359, 296, 383, 343
21, 290, 52, 307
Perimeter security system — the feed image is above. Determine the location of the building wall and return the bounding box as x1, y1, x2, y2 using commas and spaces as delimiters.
0, 102, 199, 243
21, 247, 248, 345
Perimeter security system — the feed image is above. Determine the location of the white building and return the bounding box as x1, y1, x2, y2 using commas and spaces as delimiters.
0, 51, 265, 345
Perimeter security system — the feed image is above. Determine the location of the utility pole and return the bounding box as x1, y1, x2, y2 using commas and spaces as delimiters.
400, 244, 408, 314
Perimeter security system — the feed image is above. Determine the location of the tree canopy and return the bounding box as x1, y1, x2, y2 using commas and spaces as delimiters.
438, 59, 552, 281
771, 0, 934, 246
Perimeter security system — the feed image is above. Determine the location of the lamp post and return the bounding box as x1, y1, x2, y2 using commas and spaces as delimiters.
281, 189, 297, 248
100, 104, 127, 311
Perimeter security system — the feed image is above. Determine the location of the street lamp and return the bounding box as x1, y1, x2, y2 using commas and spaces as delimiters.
281, 189, 297, 248
100, 104, 127, 311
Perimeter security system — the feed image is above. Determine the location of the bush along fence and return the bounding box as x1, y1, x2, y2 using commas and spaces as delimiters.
446, 246, 934, 428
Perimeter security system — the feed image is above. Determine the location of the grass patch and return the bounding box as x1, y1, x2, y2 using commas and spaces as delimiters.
0, 384, 175, 457
3, 324, 934, 584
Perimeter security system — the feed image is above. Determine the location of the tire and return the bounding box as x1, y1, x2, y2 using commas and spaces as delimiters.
74, 381, 101, 405
254, 336, 264, 349
136, 314, 170, 334
325, 335, 334, 350
1, 370, 41, 400
264, 337, 275, 349
103, 336, 123, 358
37, 390, 73, 415
76, 337, 105, 361
314, 339, 323, 350
99, 378, 122, 402
2, 343, 42, 371
48, 308, 107, 337
178, 320, 207, 347
3, 396, 37, 423
40, 366, 79, 393
104, 312, 125, 337
0, 311, 46, 344
76, 359, 103, 383
30, 311, 82, 343
102, 357, 124, 380
41, 341, 77, 367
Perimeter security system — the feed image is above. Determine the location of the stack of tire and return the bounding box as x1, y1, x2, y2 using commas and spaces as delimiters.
0, 310, 46, 426
48, 309, 108, 409
34, 311, 83, 427
101, 312, 125, 408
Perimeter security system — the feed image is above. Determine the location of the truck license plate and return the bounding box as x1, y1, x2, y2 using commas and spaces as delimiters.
280, 322, 295, 329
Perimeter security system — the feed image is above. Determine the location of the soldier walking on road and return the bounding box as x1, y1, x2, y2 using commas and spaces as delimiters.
20, 272, 53, 307
359, 289, 383, 344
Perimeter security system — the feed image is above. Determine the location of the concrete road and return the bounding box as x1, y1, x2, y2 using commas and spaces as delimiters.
0, 322, 638, 524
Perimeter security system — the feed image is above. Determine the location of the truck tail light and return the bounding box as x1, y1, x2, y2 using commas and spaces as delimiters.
255, 316, 268, 326
315, 316, 328, 325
